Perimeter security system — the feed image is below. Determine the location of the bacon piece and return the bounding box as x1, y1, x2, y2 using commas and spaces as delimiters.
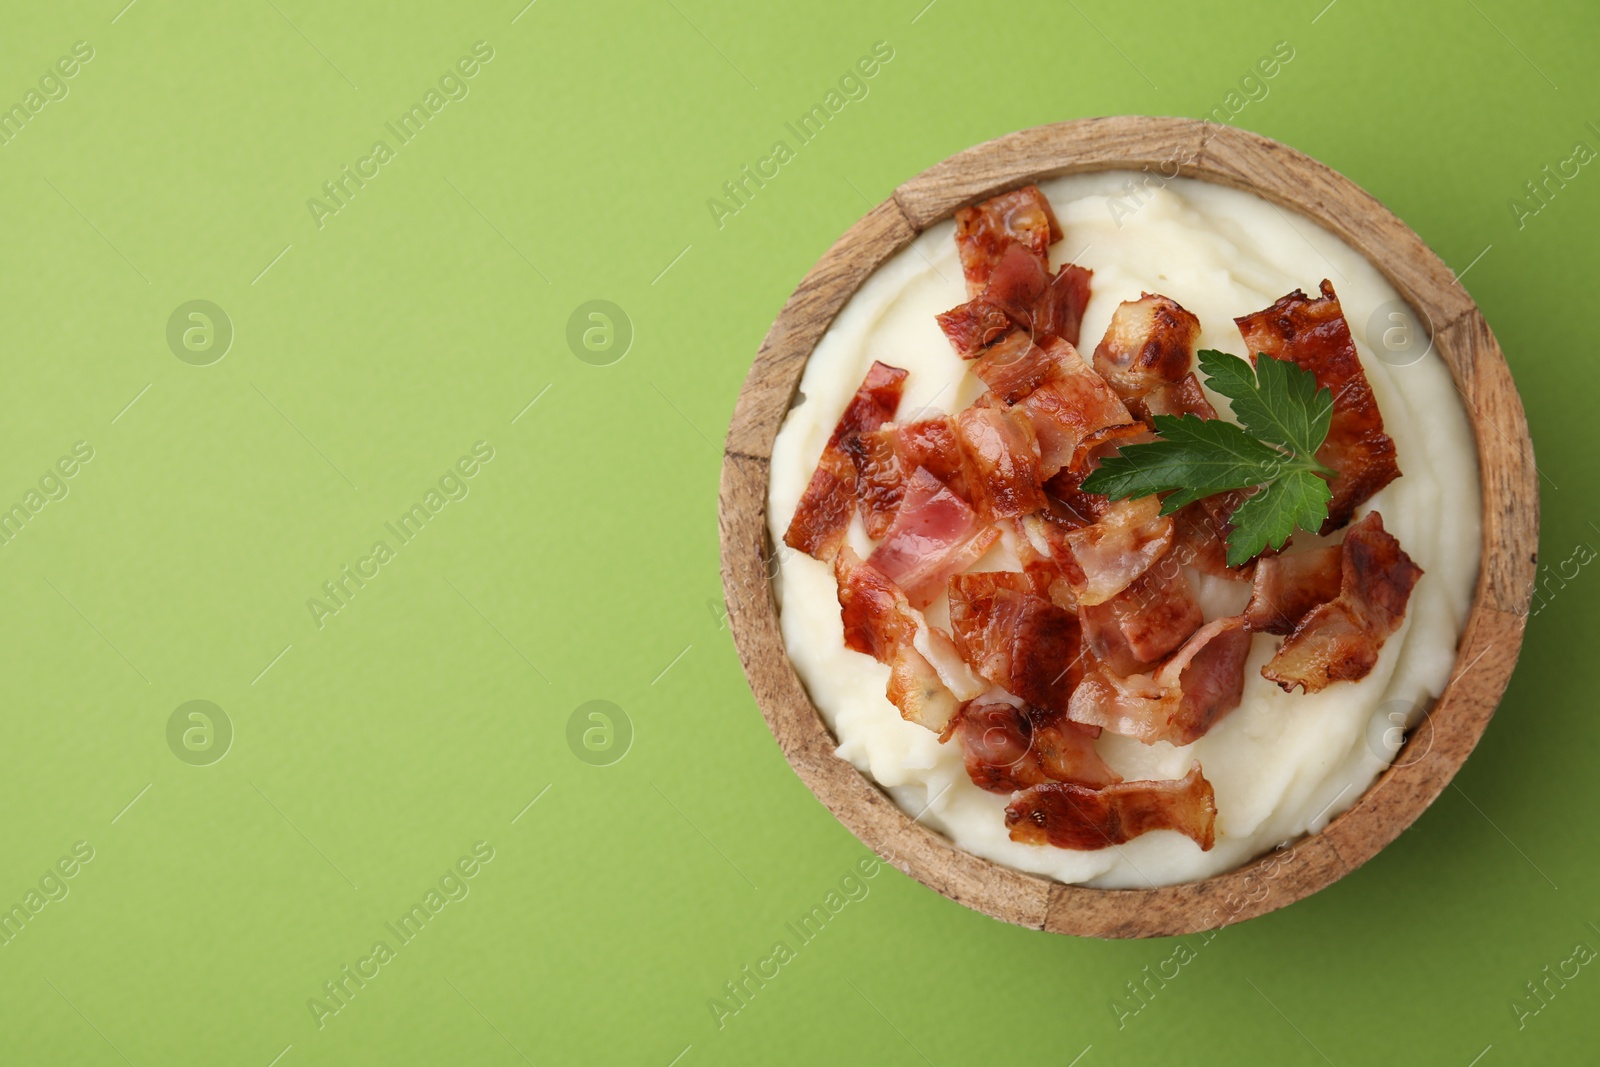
1032, 263, 1093, 348
1068, 617, 1253, 746
841, 428, 904, 540
1013, 508, 1091, 611
982, 242, 1050, 323
1168, 489, 1250, 579
1012, 339, 1135, 478
938, 256, 1095, 359
1063, 421, 1153, 483
970, 331, 1060, 405
1131, 372, 1217, 422
1243, 544, 1343, 634
1093, 294, 1201, 403
835, 548, 982, 734
948, 572, 1082, 714
953, 184, 1061, 297
892, 417, 967, 500
952, 701, 1120, 794
1261, 512, 1423, 693
1005, 765, 1217, 851
953, 406, 1046, 522
936, 298, 1015, 360
1060, 495, 1175, 607
866, 468, 999, 608
783, 362, 908, 560
1235, 280, 1400, 532
1080, 549, 1204, 674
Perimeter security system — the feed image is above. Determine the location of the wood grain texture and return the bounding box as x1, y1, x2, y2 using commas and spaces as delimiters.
718, 117, 1538, 938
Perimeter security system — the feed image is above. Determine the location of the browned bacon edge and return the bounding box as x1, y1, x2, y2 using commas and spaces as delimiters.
1004, 764, 1217, 851
947, 572, 1082, 714
951, 701, 1120, 794
1261, 511, 1423, 693
835, 548, 973, 734
1235, 280, 1400, 533
1067, 616, 1253, 747
783, 362, 908, 560
1243, 544, 1343, 635
1093, 293, 1202, 403
953, 184, 1061, 298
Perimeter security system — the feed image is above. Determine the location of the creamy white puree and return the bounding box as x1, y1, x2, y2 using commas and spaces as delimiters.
768, 173, 1481, 889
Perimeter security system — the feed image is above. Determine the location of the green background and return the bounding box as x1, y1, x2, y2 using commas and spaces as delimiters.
0, 0, 1593, 1063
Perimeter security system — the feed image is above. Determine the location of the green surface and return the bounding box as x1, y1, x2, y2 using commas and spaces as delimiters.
0, 0, 1593, 1063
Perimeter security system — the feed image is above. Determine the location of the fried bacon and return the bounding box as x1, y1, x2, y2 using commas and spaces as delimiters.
1169, 489, 1250, 579
953, 701, 1120, 794
892, 416, 968, 499
1261, 512, 1423, 693
1032, 263, 1094, 349
1005, 764, 1217, 851
866, 468, 999, 609
1060, 496, 1175, 607
842, 428, 904, 540
952, 184, 1061, 297
835, 548, 983, 734
1243, 544, 1343, 634
1068, 617, 1253, 746
970, 331, 1061, 405
981, 242, 1050, 325
941, 248, 1095, 356
1093, 294, 1202, 403
937, 298, 1016, 360
1080, 549, 1204, 675
948, 572, 1083, 715
1017, 341, 1136, 478
783, 362, 908, 560
953, 405, 1046, 522
1131, 372, 1218, 423
1013, 508, 1092, 611
1235, 280, 1400, 532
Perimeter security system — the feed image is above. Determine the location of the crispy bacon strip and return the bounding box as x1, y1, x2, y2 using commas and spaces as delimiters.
1093, 294, 1201, 403
938, 249, 1094, 358
1061, 495, 1175, 607
1261, 512, 1423, 693
866, 468, 999, 608
835, 548, 982, 734
937, 298, 1016, 360
953, 184, 1061, 297
952, 701, 1120, 794
783, 362, 908, 560
1235, 280, 1400, 532
1032, 263, 1094, 349
1131, 372, 1217, 422
1068, 617, 1253, 746
1169, 489, 1250, 579
1080, 548, 1204, 675
948, 572, 1082, 715
954, 405, 1046, 522
842, 428, 904, 540
970, 331, 1061, 405
1243, 544, 1343, 634
892, 417, 968, 499
1005, 765, 1217, 851
1017, 341, 1136, 478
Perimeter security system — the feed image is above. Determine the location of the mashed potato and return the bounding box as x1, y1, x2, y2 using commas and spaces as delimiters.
768, 172, 1480, 888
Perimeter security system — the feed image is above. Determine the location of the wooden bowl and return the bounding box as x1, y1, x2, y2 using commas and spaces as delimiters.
718, 116, 1537, 938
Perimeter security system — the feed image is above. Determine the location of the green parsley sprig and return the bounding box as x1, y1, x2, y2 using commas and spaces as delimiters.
1080, 349, 1335, 567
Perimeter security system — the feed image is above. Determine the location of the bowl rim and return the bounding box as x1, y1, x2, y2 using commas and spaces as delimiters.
718, 116, 1538, 938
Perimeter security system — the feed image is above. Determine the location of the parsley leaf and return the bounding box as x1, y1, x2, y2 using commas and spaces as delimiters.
1079, 351, 1335, 566
1197, 349, 1332, 459
1222, 468, 1333, 567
